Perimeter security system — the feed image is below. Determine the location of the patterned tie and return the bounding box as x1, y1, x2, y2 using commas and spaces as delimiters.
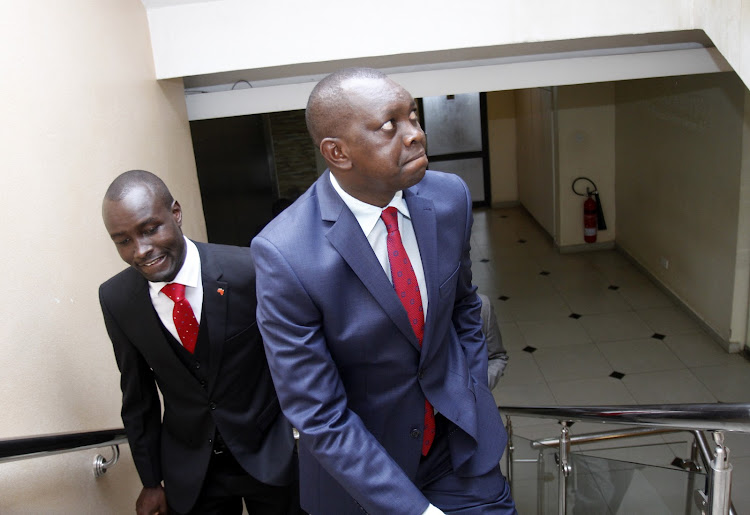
381, 206, 435, 456
161, 283, 199, 353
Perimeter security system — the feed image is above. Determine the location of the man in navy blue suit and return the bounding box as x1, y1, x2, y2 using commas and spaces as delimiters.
252, 68, 516, 515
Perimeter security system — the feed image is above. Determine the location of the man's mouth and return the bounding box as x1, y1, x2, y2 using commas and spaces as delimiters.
140, 255, 165, 268
404, 150, 427, 165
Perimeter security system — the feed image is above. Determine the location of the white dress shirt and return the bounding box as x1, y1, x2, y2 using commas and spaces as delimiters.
329, 173, 428, 317
148, 237, 203, 346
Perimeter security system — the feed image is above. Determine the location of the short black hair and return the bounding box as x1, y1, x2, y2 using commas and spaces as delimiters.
104, 170, 173, 209
305, 67, 388, 146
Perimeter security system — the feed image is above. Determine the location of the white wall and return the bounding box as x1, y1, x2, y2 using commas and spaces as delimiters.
556, 83, 616, 248
615, 73, 746, 346
515, 88, 555, 236
486, 91, 518, 206
0, 1, 204, 511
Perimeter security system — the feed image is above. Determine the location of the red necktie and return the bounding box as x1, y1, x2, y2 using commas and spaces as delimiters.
381, 206, 435, 456
161, 283, 199, 354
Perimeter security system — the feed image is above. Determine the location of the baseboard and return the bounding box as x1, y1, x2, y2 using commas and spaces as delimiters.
558, 241, 616, 253
615, 244, 740, 354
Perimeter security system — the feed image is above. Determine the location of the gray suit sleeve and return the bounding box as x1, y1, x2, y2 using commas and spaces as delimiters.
479, 293, 508, 390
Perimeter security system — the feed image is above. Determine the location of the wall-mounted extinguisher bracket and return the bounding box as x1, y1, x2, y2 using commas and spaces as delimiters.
572, 177, 607, 243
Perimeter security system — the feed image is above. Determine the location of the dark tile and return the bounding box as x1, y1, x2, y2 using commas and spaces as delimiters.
569, 313, 582, 319
539, 270, 550, 276
480, 259, 489, 263
610, 371, 625, 380
498, 295, 510, 301
500, 215, 508, 219
652, 333, 666, 340
523, 346, 537, 354
518, 239, 527, 244
608, 285, 620, 291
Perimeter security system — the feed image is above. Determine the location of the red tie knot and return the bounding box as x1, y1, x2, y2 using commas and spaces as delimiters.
381, 206, 399, 234
161, 283, 186, 303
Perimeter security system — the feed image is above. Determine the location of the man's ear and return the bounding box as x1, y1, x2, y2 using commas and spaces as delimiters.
172, 200, 183, 226
320, 138, 352, 170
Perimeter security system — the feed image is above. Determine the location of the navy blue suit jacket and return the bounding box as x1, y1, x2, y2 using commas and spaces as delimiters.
252, 170, 507, 515
100, 242, 295, 513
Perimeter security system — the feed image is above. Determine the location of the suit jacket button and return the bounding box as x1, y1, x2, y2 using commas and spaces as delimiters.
194, 362, 201, 369
209, 402, 216, 410
410, 428, 422, 439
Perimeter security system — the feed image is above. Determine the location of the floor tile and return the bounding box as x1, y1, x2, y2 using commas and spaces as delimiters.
533, 343, 613, 382
579, 312, 654, 342
636, 306, 703, 335
690, 362, 750, 402
560, 287, 632, 315
516, 318, 591, 349
548, 377, 637, 405
622, 370, 717, 404
596, 338, 685, 374
664, 332, 738, 368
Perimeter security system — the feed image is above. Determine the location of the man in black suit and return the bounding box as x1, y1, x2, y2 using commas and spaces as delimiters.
99, 170, 298, 514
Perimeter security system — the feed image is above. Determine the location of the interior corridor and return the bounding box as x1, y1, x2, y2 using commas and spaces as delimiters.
472, 206, 750, 513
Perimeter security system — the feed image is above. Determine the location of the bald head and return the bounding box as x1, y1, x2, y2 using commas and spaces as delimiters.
305, 67, 389, 146
104, 169, 174, 210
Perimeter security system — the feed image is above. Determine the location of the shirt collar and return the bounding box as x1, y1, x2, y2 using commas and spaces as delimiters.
329, 173, 411, 237
148, 236, 201, 295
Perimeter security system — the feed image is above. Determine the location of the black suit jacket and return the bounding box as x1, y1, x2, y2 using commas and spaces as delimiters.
99, 241, 295, 513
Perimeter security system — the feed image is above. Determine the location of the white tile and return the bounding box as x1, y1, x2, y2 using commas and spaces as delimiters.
560, 287, 632, 315
534, 343, 613, 382
494, 382, 557, 410
504, 293, 573, 322
636, 307, 703, 335
617, 282, 674, 310
549, 377, 637, 405
690, 361, 750, 402
497, 322, 527, 352
622, 369, 717, 404
729, 456, 750, 514
596, 338, 685, 374
664, 332, 738, 368
517, 318, 592, 348
579, 312, 654, 342
495, 350, 546, 387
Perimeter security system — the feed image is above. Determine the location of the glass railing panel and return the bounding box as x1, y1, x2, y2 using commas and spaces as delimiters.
508, 433, 707, 513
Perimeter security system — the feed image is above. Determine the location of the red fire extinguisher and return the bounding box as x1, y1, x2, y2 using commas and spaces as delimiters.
583, 190, 597, 243
572, 177, 607, 244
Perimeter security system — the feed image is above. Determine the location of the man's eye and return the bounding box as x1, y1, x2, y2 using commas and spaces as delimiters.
115, 238, 130, 246
381, 120, 394, 130
144, 225, 159, 235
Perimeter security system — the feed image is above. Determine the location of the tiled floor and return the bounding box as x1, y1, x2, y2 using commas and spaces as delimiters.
471, 206, 750, 514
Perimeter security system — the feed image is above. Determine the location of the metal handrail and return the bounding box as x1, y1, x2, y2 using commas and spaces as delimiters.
499, 403, 750, 433
0, 428, 127, 477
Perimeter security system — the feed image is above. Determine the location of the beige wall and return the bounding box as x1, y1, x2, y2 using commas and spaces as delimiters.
0, 1, 204, 512
615, 73, 746, 345
515, 88, 555, 236
556, 83, 616, 247
486, 91, 518, 206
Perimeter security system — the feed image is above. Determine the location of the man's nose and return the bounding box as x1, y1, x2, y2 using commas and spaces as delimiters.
134, 237, 153, 258
403, 124, 426, 146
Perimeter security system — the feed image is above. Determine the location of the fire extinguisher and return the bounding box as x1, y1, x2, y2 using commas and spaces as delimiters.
572, 177, 607, 243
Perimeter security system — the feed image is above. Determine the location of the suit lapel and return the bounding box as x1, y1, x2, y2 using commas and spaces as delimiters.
404, 187, 440, 360
318, 171, 422, 352
195, 242, 228, 393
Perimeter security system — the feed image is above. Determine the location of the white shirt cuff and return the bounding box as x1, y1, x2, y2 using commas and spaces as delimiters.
421, 503, 445, 515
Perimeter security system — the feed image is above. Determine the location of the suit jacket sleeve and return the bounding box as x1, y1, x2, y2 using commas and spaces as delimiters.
99, 286, 162, 488
451, 178, 490, 387
252, 236, 430, 515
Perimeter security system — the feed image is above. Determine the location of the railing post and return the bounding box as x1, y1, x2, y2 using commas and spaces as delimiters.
558, 421, 571, 515
707, 431, 732, 515
505, 415, 514, 497
537, 449, 545, 515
